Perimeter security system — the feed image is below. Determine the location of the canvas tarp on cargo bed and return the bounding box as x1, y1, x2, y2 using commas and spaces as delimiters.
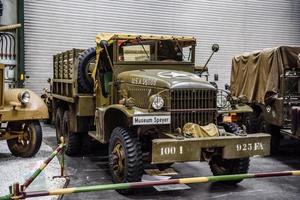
230, 46, 300, 104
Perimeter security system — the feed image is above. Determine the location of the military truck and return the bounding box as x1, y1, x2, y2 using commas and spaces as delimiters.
0, 64, 48, 157
50, 33, 270, 193
230, 46, 300, 152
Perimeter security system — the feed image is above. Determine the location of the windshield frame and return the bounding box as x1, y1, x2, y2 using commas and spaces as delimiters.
114, 39, 195, 64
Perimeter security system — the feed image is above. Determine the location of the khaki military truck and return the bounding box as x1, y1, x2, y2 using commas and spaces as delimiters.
0, 64, 48, 157
230, 46, 300, 152
49, 33, 270, 193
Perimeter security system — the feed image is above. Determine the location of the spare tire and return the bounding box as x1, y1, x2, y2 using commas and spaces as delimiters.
78, 47, 96, 93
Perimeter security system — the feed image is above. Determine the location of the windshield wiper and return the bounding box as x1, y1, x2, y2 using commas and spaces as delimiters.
136, 36, 150, 59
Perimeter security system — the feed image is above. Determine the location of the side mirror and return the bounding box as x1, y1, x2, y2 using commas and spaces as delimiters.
202, 43, 220, 71
212, 44, 219, 52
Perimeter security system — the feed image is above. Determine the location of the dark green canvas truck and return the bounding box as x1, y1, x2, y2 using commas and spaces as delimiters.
48, 33, 270, 193
0, 64, 48, 157
230, 46, 300, 153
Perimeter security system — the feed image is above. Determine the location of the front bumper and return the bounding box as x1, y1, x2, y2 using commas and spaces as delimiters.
151, 133, 270, 164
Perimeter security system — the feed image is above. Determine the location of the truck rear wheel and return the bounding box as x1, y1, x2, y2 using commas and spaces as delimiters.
7, 121, 42, 158
109, 127, 143, 194
62, 111, 81, 156
78, 47, 96, 93
209, 122, 250, 184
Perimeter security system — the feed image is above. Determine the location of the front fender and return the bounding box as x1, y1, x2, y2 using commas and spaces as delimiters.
1, 89, 48, 121
95, 105, 170, 143
104, 105, 156, 118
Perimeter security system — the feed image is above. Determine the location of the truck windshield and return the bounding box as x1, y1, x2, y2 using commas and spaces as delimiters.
117, 39, 193, 63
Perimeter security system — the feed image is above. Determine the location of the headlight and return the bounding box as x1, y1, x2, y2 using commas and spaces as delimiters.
216, 95, 227, 108
18, 91, 30, 104
216, 89, 230, 108
151, 95, 164, 110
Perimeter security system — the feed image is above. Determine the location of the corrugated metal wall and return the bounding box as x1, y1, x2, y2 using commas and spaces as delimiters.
0, 0, 17, 25
24, 0, 300, 94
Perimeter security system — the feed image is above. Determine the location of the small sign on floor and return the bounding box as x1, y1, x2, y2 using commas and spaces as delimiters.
144, 168, 178, 176
142, 169, 191, 192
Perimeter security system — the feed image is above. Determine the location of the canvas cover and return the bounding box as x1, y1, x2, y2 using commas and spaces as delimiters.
230, 46, 300, 104
95, 32, 196, 44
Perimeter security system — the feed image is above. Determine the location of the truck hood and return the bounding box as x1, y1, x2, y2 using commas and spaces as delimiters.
118, 69, 216, 90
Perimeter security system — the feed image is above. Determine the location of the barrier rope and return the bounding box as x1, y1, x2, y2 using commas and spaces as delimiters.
1, 137, 299, 200
1, 170, 300, 199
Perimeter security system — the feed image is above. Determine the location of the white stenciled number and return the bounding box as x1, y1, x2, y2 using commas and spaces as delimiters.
236, 142, 264, 152
236, 144, 242, 151
160, 147, 176, 156
179, 146, 183, 154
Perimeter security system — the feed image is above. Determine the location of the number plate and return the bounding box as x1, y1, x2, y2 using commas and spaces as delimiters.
223, 137, 270, 159
133, 115, 171, 125
151, 133, 270, 163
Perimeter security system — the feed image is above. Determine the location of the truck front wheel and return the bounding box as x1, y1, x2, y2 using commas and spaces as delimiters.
109, 127, 143, 194
62, 111, 81, 156
209, 155, 250, 184
7, 121, 42, 158
209, 122, 250, 184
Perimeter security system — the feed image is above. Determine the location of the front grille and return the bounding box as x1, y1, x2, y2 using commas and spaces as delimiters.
128, 87, 151, 108
170, 89, 217, 131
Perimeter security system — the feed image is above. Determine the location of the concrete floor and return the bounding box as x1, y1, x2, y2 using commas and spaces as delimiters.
0, 134, 65, 200
42, 124, 300, 200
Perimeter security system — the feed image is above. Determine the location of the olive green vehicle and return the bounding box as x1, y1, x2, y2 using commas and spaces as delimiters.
0, 64, 48, 157
230, 46, 300, 153
49, 33, 270, 193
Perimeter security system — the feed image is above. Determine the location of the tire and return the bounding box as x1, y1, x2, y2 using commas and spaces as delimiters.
258, 113, 280, 154
209, 156, 250, 184
55, 107, 64, 144
109, 127, 143, 194
7, 121, 42, 158
78, 47, 96, 93
62, 111, 81, 156
209, 122, 250, 184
